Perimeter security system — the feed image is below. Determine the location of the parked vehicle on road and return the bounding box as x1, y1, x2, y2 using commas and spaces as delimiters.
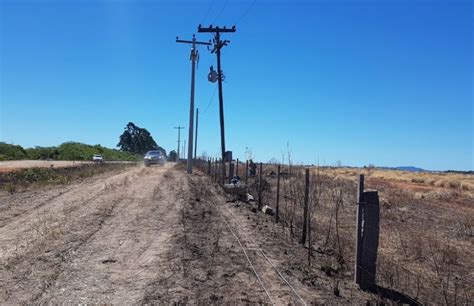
144, 150, 165, 166
92, 154, 103, 162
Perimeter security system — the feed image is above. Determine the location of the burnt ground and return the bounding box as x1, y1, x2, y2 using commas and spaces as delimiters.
0, 163, 375, 304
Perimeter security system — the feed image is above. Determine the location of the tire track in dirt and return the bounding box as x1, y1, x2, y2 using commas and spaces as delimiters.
0, 169, 136, 228
0, 165, 155, 303
34, 165, 182, 304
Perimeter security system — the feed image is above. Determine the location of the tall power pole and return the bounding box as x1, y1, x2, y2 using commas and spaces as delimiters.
194, 108, 199, 160
176, 35, 212, 174
174, 126, 184, 161
198, 25, 236, 180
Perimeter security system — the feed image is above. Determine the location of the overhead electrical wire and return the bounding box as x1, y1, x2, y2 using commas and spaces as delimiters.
234, 0, 257, 26
200, 0, 217, 25
212, 0, 230, 24
204, 85, 218, 114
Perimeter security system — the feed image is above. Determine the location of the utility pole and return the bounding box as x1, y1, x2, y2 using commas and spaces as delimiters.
176, 35, 212, 174
198, 24, 236, 180
174, 126, 184, 161
194, 108, 199, 160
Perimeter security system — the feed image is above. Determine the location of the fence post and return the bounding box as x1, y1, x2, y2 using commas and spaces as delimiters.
245, 160, 249, 185
207, 158, 211, 175
355, 175, 380, 291
229, 162, 234, 184
275, 164, 281, 223
214, 158, 217, 181
300, 168, 309, 244
236, 158, 239, 178
360, 191, 379, 291
258, 162, 263, 211
355, 174, 364, 286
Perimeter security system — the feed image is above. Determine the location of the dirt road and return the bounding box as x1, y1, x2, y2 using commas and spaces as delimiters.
0, 164, 286, 303
0, 163, 371, 304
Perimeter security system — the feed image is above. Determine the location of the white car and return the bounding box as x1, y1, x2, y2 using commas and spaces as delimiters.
92, 154, 103, 162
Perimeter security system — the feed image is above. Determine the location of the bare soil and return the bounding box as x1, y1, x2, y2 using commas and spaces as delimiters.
0, 163, 376, 304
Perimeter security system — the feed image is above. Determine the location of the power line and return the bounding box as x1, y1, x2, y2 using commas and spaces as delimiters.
234, 0, 256, 26
200, 0, 216, 25
204, 85, 218, 114
212, 0, 230, 24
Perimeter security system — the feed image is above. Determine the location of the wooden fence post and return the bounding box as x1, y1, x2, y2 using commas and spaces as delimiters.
207, 158, 211, 175
258, 162, 263, 211
275, 164, 281, 223
300, 168, 309, 244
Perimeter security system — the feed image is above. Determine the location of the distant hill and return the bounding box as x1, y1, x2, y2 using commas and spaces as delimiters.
393, 166, 425, 172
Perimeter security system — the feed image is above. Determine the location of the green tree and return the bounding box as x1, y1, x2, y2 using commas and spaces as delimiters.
117, 122, 165, 155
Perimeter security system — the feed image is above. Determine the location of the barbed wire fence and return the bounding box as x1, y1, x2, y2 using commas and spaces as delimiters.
192, 157, 472, 305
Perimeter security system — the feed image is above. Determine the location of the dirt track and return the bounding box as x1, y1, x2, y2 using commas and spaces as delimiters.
0, 163, 372, 304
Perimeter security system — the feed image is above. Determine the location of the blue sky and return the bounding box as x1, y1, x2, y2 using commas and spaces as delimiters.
0, 0, 472, 170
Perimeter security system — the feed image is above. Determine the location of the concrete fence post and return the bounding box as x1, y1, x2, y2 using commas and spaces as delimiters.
355, 174, 380, 291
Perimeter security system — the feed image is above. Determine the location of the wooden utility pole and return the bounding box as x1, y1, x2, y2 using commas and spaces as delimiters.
174, 126, 184, 161
194, 108, 199, 160
198, 25, 236, 179
176, 35, 211, 174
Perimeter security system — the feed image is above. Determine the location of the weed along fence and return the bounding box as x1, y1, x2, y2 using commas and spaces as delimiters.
194, 158, 472, 305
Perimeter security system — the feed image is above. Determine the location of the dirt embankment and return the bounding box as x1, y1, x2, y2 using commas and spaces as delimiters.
0, 163, 375, 303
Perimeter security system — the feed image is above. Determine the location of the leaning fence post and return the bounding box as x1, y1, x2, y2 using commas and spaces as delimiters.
300, 168, 310, 244
355, 174, 364, 287
258, 162, 263, 211
275, 164, 281, 223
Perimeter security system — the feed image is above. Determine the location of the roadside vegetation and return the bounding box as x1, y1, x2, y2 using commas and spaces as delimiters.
0, 162, 136, 194
0, 142, 139, 161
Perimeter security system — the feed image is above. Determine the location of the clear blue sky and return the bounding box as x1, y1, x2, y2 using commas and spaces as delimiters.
1, 0, 472, 170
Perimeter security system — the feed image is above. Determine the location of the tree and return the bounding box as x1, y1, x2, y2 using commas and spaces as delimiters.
117, 122, 166, 155
169, 150, 177, 162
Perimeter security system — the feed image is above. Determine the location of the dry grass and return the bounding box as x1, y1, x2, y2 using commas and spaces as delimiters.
196, 159, 473, 305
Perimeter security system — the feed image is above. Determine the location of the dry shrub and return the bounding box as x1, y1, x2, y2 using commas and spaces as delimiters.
411, 178, 425, 184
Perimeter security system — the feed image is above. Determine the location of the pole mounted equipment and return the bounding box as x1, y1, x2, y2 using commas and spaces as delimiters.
198, 24, 236, 180
176, 34, 212, 174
